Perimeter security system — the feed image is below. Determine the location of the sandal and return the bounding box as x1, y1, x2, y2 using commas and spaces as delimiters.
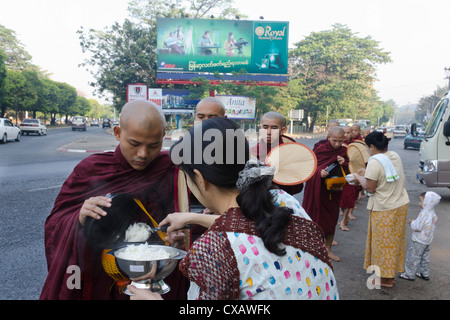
399, 273, 414, 281
416, 273, 430, 281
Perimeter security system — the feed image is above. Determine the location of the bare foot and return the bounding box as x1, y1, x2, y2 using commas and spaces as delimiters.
328, 251, 340, 262
380, 278, 395, 288
339, 222, 349, 231
332, 240, 338, 246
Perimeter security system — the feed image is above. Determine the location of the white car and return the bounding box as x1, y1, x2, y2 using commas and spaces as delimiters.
71, 116, 87, 131
19, 118, 47, 135
0, 118, 21, 144
393, 125, 407, 139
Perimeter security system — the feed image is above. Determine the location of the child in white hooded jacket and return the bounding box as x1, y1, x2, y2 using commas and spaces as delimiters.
400, 191, 440, 281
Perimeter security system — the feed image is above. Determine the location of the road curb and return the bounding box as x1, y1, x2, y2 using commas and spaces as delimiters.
58, 147, 116, 154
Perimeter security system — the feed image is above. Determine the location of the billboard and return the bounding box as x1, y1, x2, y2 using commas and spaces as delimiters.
157, 18, 288, 76
160, 89, 199, 115
127, 83, 148, 101
216, 95, 256, 120
148, 88, 163, 106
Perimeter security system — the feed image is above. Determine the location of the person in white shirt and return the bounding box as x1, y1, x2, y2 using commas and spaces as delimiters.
400, 191, 440, 281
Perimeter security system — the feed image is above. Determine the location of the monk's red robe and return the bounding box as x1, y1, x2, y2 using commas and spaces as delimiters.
302, 141, 348, 236
250, 134, 304, 195
40, 146, 188, 300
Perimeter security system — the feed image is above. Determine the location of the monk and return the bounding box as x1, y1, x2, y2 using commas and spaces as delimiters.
40, 101, 188, 300
194, 97, 226, 123
339, 126, 356, 231
351, 124, 363, 142
362, 129, 371, 139
350, 124, 365, 208
251, 111, 303, 195
302, 126, 348, 261
313, 119, 340, 149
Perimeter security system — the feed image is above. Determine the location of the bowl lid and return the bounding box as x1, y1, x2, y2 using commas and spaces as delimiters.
84, 193, 141, 249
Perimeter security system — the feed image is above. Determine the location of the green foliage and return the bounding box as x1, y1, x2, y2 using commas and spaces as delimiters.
0, 24, 108, 122
0, 24, 34, 71
78, 0, 247, 112
415, 85, 447, 124
289, 24, 392, 130
78, 19, 158, 112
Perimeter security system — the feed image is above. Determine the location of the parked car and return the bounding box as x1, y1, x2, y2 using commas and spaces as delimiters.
72, 116, 87, 131
0, 118, 21, 144
113, 120, 120, 127
91, 119, 99, 127
19, 118, 47, 135
102, 119, 111, 128
404, 132, 424, 149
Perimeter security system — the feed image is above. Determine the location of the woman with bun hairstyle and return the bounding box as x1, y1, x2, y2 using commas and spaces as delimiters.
352, 131, 409, 288
129, 117, 338, 300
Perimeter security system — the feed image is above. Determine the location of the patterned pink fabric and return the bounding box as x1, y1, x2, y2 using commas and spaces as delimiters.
180, 207, 333, 300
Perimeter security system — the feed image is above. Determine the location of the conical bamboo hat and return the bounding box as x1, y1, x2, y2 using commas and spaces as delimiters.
347, 141, 369, 173
266, 142, 317, 185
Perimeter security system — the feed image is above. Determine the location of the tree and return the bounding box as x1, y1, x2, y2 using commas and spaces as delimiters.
22, 70, 49, 118
289, 24, 391, 131
415, 85, 447, 124
2, 69, 37, 123
0, 24, 36, 71
78, 0, 246, 112
56, 82, 78, 123
0, 49, 7, 117
78, 19, 157, 111
74, 96, 91, 116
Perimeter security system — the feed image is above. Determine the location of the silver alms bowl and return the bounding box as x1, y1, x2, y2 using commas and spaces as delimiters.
113, 244, 186, 295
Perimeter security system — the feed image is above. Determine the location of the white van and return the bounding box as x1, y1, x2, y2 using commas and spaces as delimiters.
417, 92, 450, 187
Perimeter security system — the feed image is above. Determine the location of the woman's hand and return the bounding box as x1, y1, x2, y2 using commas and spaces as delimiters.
128, 285, 163, 300
160, 212, 192, 234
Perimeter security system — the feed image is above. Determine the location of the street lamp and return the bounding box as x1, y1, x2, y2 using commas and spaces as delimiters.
444, 67, 450, 91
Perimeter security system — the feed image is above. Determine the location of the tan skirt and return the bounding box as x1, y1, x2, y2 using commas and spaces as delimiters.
364, 204, 408, 278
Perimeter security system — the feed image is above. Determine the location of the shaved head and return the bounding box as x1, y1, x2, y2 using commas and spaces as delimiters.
261, 111, 287, 128
195, 97, 226, 122
329, 126, 345, 138
120, 100, 167, 131
351, 124, 361, 139
114, 100, 167, 170
328, 126, 345, 150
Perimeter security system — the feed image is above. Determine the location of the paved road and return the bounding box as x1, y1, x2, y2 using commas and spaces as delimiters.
0, 129, 449, 300
296, 137, 450, 300
0, 126, 105, 299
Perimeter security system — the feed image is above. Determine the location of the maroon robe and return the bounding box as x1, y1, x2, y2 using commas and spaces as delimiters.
40, 146, 188, 300
251, 134, 304, 195
340, 183, 357, 209
302, 141, 348, 236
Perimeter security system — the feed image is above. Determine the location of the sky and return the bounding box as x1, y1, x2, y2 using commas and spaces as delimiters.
1, 0, 449, 107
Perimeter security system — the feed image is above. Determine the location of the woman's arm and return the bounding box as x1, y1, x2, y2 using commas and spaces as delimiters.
160, 212, 219, 233
353, 173, 377, 193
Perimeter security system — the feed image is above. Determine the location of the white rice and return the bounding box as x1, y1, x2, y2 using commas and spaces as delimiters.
124, 222, 152, 242
115, 243, 172, 261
